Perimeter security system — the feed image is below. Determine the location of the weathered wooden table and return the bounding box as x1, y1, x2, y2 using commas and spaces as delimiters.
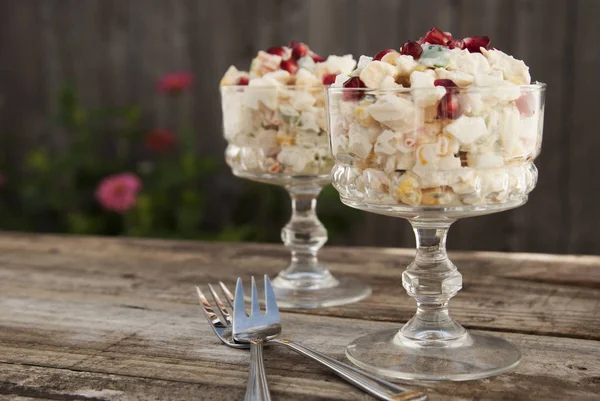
0, 233, 599, 400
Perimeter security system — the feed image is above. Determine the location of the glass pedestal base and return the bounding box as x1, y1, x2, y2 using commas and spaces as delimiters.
245, 273, 371, 309
346, 328, 521, 381
270, 274, 371, 309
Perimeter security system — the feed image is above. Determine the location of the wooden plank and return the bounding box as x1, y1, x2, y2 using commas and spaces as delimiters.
507, 0, 572, 254
568, 0, 600, 254
185, 0, 244, 233
122, 0, 193, 140
406, 0, 458, 36
354, 0, 404, 54
0, 293, 598, 401
306, 0, 358, 58
0, 234, 598, 340
0, 1, 47, 165
0, 234, 598, 399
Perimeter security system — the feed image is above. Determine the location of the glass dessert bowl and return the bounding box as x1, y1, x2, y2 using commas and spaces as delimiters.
326, 28, 546, 380
220, 43, 371, 308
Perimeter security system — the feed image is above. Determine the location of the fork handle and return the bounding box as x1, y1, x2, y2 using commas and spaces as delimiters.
272, 339, 426, 401
245, 342, 272, 401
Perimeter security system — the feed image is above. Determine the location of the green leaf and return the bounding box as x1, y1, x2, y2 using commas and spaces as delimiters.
176, 189, 205, 233
57, 84, 83, 128
181, 154, 196, 178
25, 149, 50, 172
216, 224, 256, 242
133, 194, 154, 233
66, 212, 97, 234
123, 105, 142, 127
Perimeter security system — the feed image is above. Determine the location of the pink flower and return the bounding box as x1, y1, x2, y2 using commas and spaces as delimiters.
95, 173, 142, 213
145, 129, 176, 153
157, 72, 194, 93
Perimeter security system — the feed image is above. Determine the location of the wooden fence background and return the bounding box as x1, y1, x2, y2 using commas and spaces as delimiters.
0, 0, 598, 254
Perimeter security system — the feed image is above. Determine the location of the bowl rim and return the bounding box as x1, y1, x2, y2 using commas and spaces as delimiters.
220, 84, 325, 90
326, 81, 547, 93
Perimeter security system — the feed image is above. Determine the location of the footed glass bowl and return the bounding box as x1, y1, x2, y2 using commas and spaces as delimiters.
221, 85, 371, 308
326, 83, 546, 380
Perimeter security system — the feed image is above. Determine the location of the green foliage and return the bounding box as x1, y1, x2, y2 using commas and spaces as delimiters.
0, 83, 361, 242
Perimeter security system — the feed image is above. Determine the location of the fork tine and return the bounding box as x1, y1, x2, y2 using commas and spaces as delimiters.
208, 283, 231, 326
233, 277, 247, 323
263, 275, 280, 319
250, 276, 261, 316
195, 286, 219, 323
219, 281, 235, 311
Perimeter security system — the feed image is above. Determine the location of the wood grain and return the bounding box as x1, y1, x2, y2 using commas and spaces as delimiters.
0, 233, 599, 399
1, 233, 598, 339
1, 312, 599, 401
568, 0, 600, 254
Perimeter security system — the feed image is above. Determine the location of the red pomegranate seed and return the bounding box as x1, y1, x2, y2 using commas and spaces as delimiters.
516, 92, 536, 117
438, 93, 462, 119
448, 39, 465, 50
291, 42, 310, 60
311, 53, 326, 63
266, 46, 286, 57
288, 40, 299, 48
373, 49, 396, 61
322, 74, 337, 85
435, 79, 460, 118
434, 79, 458, 88
342, 77, 366, 101
463, 36, 491, 53
443, 31, 453, 41
422, 27, 449, 46
280, 59, 298, 75
401, 41, 423, 59
236, 76, 249, 85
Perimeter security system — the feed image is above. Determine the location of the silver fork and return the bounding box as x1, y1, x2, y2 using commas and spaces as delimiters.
196, 276, 427, 401
233, 277, 279, 401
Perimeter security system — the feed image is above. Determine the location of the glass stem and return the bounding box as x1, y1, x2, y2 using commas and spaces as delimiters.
277, 185, 335, 286
400, 221, 466, 343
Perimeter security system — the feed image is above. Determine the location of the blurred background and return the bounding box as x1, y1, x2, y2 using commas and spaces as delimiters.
0, 0, 598, 254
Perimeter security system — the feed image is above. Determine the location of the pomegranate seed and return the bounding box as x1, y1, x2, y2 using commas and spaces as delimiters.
291, 42, 309, 60
280, 59, 298, 75
322, 74, 337, 85
516, 92, 535, 117
288, 40, 299, 48
373, 49, 396, 61
443, 31, 453, 41
311, 53, 326, 63
434, 79, 458, 88
438, 93, 462, 119
342, 77, 366, 101
400, 41, 423, 59
463, 36, 491, 53
435, 79, 460, 118
266, 46, 286, 57
236, 76, 249, 85
448, 39, 465, 49
422, 27, 449, 46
